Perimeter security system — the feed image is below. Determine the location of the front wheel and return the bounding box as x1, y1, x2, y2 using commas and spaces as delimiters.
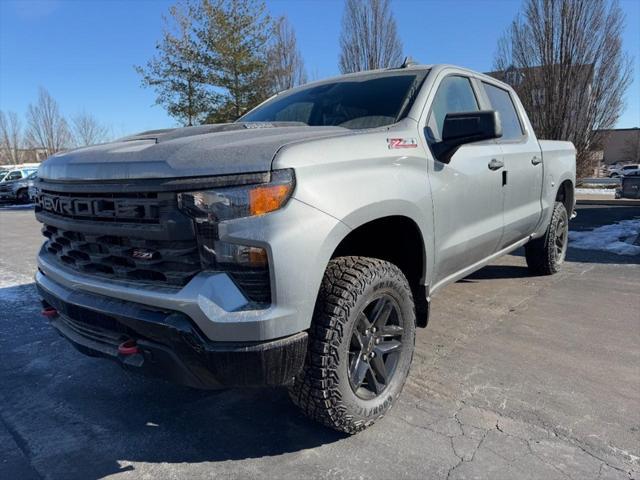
525, 201, 569, 275
289, 256, 416, 434
16, 189, 29, 204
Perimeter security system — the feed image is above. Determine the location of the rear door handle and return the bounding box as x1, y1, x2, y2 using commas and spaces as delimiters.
531, 156, 542, 165
488, 158, 504, 170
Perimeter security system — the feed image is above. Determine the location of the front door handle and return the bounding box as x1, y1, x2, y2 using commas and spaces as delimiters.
488, 158, 504, 170
531, 156, 542, 165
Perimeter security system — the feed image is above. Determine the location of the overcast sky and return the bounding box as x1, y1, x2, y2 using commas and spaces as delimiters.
1, 0, 638, 136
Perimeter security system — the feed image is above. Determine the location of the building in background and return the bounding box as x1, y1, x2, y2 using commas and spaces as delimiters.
594, 127, 640, 165
0, 148, 47, 166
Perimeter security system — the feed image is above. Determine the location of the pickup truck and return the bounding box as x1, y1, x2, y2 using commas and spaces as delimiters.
34, 64, 576, 434
0, 168, 38, 203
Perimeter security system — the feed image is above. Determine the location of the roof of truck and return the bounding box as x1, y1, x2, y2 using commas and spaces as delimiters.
292, 63, 512, 92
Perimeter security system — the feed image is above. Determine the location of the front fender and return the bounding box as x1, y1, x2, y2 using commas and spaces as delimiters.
276, 134, 435, 286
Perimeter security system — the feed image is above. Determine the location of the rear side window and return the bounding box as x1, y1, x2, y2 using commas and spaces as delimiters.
427, 76, 479, 142
483, 82, 524, 140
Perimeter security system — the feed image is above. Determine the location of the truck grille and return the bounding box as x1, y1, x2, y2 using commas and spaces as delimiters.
36, 190, 161, 224
42, 224, 201, 287
35, 180, 272, 305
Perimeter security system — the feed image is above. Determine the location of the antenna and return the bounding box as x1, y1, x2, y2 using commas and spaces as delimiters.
400, 56, 418, 68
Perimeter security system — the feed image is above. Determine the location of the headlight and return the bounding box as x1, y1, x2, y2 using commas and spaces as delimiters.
177, 169, 295, 222
176, 170, 295, 305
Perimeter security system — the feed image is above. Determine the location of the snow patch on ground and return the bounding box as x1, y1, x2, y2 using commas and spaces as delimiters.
0, 203, 35, 210
575, 188, 616, 196
0, 267, 33, 302
569, 219, 640, 256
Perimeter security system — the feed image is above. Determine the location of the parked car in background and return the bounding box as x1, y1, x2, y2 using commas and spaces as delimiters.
0, 169, 38, 203
609, 164, 640, 178
0, 167, 37, 183
616, 169, 640, 199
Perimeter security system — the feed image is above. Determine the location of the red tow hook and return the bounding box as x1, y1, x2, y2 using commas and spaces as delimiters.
118, 339, 139, 356
41, 307, 58, 318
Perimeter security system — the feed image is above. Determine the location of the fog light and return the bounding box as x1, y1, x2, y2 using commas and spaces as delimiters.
215, 241, 267, 268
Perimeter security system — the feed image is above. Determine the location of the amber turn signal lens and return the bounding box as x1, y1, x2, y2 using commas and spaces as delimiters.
249, 184, 291, 216
247, 247, 268, 267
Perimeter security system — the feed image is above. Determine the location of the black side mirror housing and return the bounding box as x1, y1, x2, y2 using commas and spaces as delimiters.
430, 110, 503, 163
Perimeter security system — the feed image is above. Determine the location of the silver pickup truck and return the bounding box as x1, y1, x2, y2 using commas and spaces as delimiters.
34, 64, 575, 433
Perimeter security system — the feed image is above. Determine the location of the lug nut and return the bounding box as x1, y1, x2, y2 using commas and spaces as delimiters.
370, 352, 375, 358
371, 327, 377, 333
375, 338, 381, 344
362, 354, 369, 362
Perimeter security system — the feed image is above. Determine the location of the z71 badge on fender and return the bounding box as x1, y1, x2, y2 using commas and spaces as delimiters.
387, 138, 418, 149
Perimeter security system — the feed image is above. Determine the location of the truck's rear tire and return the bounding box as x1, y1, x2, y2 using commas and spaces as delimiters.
525, 201, 569, 275
289, 256, 416, 434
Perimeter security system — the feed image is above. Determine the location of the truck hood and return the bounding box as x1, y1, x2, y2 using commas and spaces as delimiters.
38, 123, 351, 181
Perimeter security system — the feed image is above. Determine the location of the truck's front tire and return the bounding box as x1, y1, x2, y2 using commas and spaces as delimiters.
525, 201, 569, 275
289, 256, 416, 434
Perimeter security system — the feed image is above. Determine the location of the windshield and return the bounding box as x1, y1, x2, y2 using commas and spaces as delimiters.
0, 171, 8, 182
240, 71, 429, 129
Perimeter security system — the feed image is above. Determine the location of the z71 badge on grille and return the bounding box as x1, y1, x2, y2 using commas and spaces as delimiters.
130, 248, 157, 260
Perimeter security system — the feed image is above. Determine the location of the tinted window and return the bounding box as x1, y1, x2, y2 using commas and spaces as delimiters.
241, 72, 428, 129
483, 82, 524, 140
427, 76, 479, 142
6, 171, 22, 181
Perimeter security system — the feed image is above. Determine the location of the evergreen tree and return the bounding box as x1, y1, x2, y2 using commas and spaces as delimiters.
136, 3, 216, 126
196, 0, 273, 123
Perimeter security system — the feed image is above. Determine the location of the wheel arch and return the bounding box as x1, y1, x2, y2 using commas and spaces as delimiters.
330, 214, 430, 327
555, 179, 575, 215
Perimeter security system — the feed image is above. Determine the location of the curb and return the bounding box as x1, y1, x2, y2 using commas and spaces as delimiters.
576, 199, 640, 206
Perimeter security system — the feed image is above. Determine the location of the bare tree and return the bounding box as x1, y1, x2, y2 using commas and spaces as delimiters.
0, 111, 24, 165
72, 111, 111, 147
339, 0, 403, 73
493, 0, 632, 178
268, 16, 307, 93
25, 87, 72, 156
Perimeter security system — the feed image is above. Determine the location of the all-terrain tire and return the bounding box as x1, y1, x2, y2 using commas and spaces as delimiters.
525, 201, 569, 275
289, 256, 416, 434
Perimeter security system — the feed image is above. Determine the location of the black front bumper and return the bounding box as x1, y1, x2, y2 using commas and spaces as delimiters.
37, 278, 307, 389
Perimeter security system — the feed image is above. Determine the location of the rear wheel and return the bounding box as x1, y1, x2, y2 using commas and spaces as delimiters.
525, 201, 569, 275
289, 256, 416, 434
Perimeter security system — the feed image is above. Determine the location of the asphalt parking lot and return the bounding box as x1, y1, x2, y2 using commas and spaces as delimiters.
0, 204, 638, 480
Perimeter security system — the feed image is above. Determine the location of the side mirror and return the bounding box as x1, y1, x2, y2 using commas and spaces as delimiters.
431, 110, 502, 163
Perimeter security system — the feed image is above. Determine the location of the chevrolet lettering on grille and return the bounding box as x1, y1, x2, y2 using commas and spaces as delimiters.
37, 193, 158, 221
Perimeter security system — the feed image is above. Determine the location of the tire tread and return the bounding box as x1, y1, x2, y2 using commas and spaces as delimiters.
288, 256, 413, 434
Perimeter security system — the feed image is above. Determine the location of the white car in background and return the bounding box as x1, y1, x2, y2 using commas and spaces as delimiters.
608, 164, 640, 178
0, 168, 38, 203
